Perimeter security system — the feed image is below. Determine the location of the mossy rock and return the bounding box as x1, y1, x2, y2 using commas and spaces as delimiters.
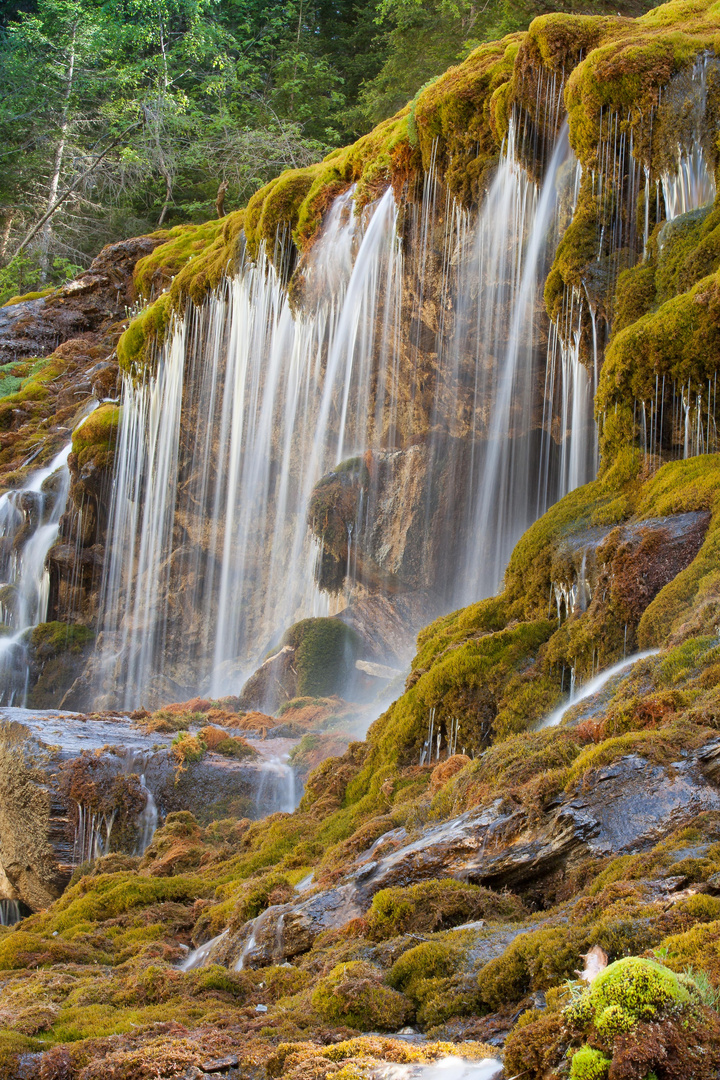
71, 403, 121, 473
311, 960, 412, 1031
281, 617, 361, 698
367, 878, 525, 940
30, 621, 94, 655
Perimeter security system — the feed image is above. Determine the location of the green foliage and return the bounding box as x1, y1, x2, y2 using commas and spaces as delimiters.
0, 253, 80, 307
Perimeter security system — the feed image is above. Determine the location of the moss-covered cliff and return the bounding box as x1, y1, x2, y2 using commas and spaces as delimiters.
2, 1, 720, 1076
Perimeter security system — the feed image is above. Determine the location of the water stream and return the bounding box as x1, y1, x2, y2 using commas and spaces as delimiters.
374, 1061, 502, 1080
0, 444, 72, 704
541, 648, 661, 728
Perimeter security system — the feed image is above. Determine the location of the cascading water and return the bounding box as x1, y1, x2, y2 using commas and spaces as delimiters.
660, 54, 718, 221
94, 106, 648, 707
100, 187, 404, 704
96, 115, 598, 705
0, 899, 21, 926
0, 444, 72, 704
455, 119, 590, 598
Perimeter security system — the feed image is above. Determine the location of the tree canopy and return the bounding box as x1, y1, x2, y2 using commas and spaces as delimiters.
0, 0, 656, 302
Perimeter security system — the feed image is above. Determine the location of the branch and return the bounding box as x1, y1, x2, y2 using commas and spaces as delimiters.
10, 120, 141, 261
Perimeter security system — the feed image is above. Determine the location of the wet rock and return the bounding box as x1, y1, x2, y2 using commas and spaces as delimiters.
0, 236, 161, 367
237, 645, 296, 712
210, 748, 720, 968
0, 708, 298, 911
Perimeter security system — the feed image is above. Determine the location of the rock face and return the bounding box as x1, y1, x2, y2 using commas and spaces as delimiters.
0, 708, 297, 911
201, 746, 720, 968
0, 237, 161, 368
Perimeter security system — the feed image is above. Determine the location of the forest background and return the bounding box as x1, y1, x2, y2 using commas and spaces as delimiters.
0, 0, 655, 304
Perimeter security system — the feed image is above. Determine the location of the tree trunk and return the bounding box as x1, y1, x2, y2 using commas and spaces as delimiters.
215, 180, 228, 219
0, 215, 13, 262
157, 173, 173, 227
40, 22, 77, 279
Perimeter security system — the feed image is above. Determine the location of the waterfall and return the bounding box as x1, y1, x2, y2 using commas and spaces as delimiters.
0, 443, 72, 704
100, 187, 404, 704
0, 899, 21, 926
541, 648, 660, 728
71, 747, 160, 865
97, 112, 596, 706
660, 54, 717, 221
456, 119, 591, 598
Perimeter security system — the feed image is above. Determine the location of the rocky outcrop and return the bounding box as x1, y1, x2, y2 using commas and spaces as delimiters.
198, 745, 720, 969
0, 708, 297, 911
0, 237, 161, 369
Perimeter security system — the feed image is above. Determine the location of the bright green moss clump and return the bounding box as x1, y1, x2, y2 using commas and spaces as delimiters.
566, 956, 691, 1031
569, 1046, 611, 1080
564, 957, 701, 1077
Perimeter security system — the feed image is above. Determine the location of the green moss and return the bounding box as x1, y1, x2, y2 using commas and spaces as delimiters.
367, 879, 524, 940
565, 956, 692, 1031
2, 287, 56, 306
477, 924, 587, 1009
412, 36, 520, 204
71, 403, 121, 472
117, 292, 174, 377
245, 165, 321, 262
281, 617, 360, 698
34, 872, 208, 936
311, 961, 412, 1031
30, 622, 94, 654
569, 1046, 611, 1080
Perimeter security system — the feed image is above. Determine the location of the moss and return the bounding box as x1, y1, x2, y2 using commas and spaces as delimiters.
477, 924, 588, 1010
412, 36, 520, 204
282, 617, 360, 698
311, 961, 412, 1031
569, 1046, 611, 1080
245, 165, 322, 263
30, 621, 94, 654
503, 1010, 566, 1080
70, 402, 121, 473
0, 1031, 37, 1079
2, 287, 56, 306
116, 292, 174, 377
565, 956, 691, 1031
132, 220, 226, 299
171, 731, 207, 764
388, 940, 464, 996
367, 879, 524, 940
141, 709, 203, 733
